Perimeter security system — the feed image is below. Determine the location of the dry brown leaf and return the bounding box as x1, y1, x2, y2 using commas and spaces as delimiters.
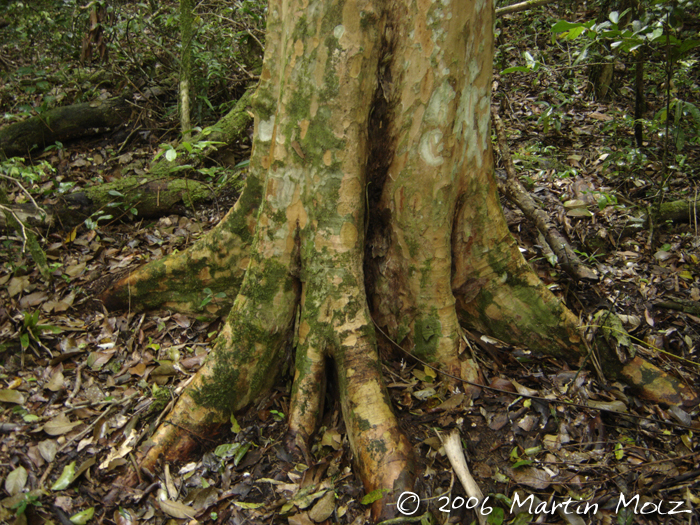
8, 276, 31, 297
308, 491, 335, 522
158, 498, 195, 519
0, 389, 25, 404
45, 370, 65, 392
19, 291, 48, 308
43, 413, 82, 436
509, 467, 551, 489
288, 512, 315, 525
38, 439, 58, 462
65, 262, 87, 278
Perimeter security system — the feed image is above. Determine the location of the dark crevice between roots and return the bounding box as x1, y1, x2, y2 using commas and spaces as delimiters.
362, 15, 398, 326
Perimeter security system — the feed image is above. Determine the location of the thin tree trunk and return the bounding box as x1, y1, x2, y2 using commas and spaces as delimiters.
496, 0, 555, 16
179, 0, 195, 140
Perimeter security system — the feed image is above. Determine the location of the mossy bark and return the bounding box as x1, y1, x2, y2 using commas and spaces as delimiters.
50, 176, 212, 229
0, 97, 131, 158
102, 0, 697, 520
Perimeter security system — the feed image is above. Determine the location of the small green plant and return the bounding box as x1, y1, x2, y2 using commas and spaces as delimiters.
19, 311, 62, 350
153, 127, 226, 163
574, 249, 604, 264
200, 288, 227, 309
11, 493, 42, 517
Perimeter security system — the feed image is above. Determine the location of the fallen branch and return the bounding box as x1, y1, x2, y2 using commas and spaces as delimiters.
496, 0, 556, 16
439, 430, 488, 525
492, 111, 598, 282
655, 298, 700, 316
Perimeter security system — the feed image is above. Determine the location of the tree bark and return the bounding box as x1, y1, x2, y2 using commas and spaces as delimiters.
179, 0, 195, 139
0, 98, 131, 158
100, 0, 697, 521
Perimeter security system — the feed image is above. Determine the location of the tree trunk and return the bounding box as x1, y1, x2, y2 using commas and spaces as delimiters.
0, 98, 131, 158
179, 0, 195, 139
101, 0, 697, 521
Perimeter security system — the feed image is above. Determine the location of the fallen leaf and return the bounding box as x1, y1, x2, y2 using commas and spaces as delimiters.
8, 276, 31, 297
158, 498, 196, 519
20, 291, 48, 308
43, 413, 82, 436
51, 461, 77, 490
69, 507, 94, 524
65, 262, 87, 277
309, 490, 335, 522
46, 370, 65, 392
5, 466, 28, 496
0, 389, 25, 404
509, 467, 551, 489
38, 439, 58, 462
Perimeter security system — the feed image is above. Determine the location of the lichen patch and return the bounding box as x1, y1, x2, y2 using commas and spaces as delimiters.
419, 129, 444, 166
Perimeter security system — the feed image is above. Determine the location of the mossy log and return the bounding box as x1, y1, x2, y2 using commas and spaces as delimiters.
653, 199, 700, 224
47, 176, 213, 228
2, 90, 255, 231
0, 97, 132, 158
0, 177, 213, 229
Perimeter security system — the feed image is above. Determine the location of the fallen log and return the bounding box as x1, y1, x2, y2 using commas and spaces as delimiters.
0, 176, 214, 229
653, 199, 699, 224
1, 89, 255, 229
0, 97, 132, 158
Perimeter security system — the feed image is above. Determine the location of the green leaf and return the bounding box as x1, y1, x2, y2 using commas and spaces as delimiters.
566, 25, 586, 40
551, 20, 582, 34
233, 502, 264, 509
501, 66, 530, 74
487, 507, 505, 525
214, 443, 241, 458
165, 148, 177, 162
230, 414, 241, 433
614, 442, 624, 460
361, 489, 389, 505
5, 466, 28, 496
181, 141, 193, 154
51, 461, 76, 490
233, 442, 251, 466
69, 507, 94, 524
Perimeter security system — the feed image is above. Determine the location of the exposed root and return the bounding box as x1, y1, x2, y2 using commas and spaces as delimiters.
100, 172, 262, 314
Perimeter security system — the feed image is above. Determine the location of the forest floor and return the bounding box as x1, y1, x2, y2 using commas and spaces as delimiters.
1, 3, 699, 525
